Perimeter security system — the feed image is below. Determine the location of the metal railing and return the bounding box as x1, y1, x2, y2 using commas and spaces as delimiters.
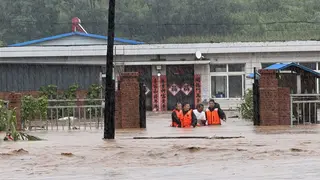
290, 94, 320, 125
28, 99, 104, 131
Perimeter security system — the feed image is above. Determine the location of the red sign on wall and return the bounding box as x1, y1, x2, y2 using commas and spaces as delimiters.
168, 83, 180, 96
181, 83, 193, 95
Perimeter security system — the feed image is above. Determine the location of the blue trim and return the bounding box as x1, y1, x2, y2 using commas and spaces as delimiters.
247, 62, 320, 79
265, 62, 320, 77
8, 32, 144, 47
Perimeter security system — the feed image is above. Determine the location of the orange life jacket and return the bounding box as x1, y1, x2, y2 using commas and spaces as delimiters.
172, 109, 183, 127
181, 110, 193, 128
206, 108, 221, 125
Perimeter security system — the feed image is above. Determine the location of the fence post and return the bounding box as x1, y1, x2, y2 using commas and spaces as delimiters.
139, 81, 146, 128
253, 67, 260, 126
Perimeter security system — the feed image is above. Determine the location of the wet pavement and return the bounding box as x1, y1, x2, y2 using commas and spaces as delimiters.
2, 112, 320, 179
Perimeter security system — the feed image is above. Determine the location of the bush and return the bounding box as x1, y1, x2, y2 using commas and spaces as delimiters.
239, 89, 253, 120
0, 100, 7, 131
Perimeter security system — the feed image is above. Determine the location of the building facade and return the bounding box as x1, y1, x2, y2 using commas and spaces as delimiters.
2, 41, 320, 110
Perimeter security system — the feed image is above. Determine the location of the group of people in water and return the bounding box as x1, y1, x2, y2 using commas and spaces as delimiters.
171, 99, 226, 128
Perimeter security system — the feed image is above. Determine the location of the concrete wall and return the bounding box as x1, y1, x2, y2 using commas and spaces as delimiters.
194, 64, 210, 102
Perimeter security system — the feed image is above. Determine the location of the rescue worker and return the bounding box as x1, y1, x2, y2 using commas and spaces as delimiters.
171, 102, 182, 127
205, 99, 226, 125
180, 102, 197, 128
193, 104, 207, 126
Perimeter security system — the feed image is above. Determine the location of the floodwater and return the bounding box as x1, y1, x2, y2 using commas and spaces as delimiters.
2, 112, 320, 180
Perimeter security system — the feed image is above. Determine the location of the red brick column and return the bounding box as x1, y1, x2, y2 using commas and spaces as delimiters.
278, 87, 290, 125
119, 72, 140, 128
8, 93, 22, 131
259, 69, 279, 126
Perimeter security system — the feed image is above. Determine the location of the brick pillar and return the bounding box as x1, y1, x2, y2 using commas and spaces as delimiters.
8, 93, 22, 131
259, 70, 279, 126
119, 72, 140, 128
278, 87, 290, 125
194, 74, 201, 107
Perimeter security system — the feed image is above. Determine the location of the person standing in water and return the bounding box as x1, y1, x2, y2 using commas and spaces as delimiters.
193, 104, 207, 126
205, 99, 226, 125
180, 102, 197, 128
171, 102, 182, 127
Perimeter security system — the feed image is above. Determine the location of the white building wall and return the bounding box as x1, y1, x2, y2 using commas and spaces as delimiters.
194, 64, 210, 102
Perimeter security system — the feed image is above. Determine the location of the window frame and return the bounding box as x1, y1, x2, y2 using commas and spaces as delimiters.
210, 64, 245, 99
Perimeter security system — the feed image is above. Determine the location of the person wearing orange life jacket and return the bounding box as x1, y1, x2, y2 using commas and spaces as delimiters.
205, 99, 226, 125
180, 102, 197, 128
171, 102, 182, 127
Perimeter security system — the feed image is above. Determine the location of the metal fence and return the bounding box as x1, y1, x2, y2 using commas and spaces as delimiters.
290, 94, 320, 125
28, 99, 104, 131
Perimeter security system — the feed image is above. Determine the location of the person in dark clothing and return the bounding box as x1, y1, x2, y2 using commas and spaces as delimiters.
171, 102, 182, 127
205, 99, 226, 125
181, 102, 197, 128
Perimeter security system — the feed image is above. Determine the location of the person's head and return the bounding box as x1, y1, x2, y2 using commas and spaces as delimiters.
182, 102, 190, 111
196, 104, 204, 112
175, 102, 182, 110
209, 99, 215, 108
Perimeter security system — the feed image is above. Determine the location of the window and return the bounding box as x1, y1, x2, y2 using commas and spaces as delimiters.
210, 64, 245, 99
229, 76, 243, 98
228, 64, 245, 72
210, 64, 226, 72
211, 76, 227, 98
299, 62, 316, 70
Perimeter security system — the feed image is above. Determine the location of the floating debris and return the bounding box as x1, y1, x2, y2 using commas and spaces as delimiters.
61, 152, 74, 157
290, 148, 303, 152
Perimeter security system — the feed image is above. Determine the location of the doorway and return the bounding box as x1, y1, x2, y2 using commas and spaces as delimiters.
166, 65, 195, 110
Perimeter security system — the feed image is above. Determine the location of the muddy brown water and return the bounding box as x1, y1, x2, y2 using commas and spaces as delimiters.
2, 112, 320, 179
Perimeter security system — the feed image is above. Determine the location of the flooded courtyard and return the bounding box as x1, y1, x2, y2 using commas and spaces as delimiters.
2, 112, 320, 180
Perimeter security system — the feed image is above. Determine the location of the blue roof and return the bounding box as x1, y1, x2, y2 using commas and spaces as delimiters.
246, 62, 320, 79
246, 72, 260, 79
8, 32, 144, 47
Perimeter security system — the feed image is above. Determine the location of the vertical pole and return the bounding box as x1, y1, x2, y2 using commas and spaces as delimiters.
104, 0, 116, 139
290, 95, 293, 127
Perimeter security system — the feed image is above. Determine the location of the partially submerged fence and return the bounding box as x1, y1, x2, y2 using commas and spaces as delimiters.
28, 99, 104, 130
290, 94, 320, 125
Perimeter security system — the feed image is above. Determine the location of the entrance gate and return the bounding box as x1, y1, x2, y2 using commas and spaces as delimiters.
166, 65, 195, 110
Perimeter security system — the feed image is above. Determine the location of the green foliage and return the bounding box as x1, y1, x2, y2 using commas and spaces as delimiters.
0, 100, 8, 131
39, 84, 57, 99
0, 100, 19, 140
64, 84, 79, 100
2, 0, 320, 44
87, 84, 102, 99
21, 95, 48, 123
239, 89, 253, 120
87, 84, 103, 118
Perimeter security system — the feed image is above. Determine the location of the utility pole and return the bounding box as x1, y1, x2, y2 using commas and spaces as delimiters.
104, 0, 116, 139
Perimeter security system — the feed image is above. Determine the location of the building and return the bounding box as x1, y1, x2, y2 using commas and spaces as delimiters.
0, 17, 144, 103
2, 32, 320, 110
